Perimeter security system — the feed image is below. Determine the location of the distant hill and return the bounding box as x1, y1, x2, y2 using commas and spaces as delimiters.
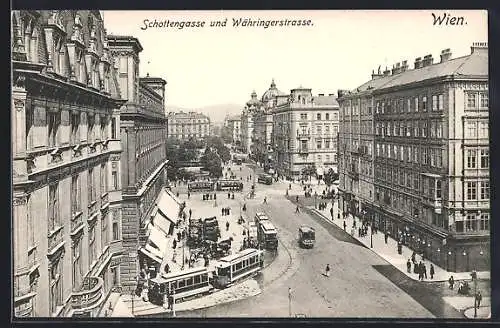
166, 103, 242, 123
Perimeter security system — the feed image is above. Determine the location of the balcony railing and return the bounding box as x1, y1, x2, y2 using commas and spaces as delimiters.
297, 133, 310, 138
70, 277, 104, 310
100, 193, 109, 208
87, 201, 98, 218
48, 227, 64, 253
71, 212, 84, 233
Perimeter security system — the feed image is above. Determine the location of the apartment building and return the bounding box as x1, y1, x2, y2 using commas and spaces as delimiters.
338, 43, 489, 272
166, 111, 211, 140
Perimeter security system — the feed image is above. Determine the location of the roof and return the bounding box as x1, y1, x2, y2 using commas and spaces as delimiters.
312, 95, 339, 107
260, 221, 277, 231
299, 226, 315, 233
347, 47, 488, 96
218, 248, 261, 264
261, 79, 286, 102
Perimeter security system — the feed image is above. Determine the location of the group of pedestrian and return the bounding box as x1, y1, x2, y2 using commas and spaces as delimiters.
226, 192, 235, 199
221, 207, 231, 216
358, 224, 370, 238
406, 252, 435, 280
318, 202, 328, 210
202, 193, 217, 201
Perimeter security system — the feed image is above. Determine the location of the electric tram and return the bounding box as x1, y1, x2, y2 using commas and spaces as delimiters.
216, 179, 244, 191
212, 248, 264, 289
187, 180, 215, 192
148, 266, 212, 305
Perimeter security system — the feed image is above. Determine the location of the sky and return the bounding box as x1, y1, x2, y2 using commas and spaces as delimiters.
102, 10, 487, 109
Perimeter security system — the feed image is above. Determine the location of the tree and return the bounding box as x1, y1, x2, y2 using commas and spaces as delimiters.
220, 126, 233, 144
323, 168, 339, 186
301, 165, 316, 181
201, 149, 223, 178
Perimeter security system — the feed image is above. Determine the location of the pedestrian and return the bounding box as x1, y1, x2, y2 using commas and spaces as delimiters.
214, 193, 217, 200
232, 193, 235, 199
289, 183, 292, 190
411, 252, 416, 264
295, 205, 300, 214
296, 195, 299, 202
263, 196, 267, 204
221, 208, 225, 216
407, 259, 412, 273
343, 220, 346, 231
173, 239, 177, 249
176, 192, 180, 197
228, 192, 231, 199
187, 192, 191, 199
330, 207, 333, 219
226, 221, 230, 231
325, 264, 331, 277
430, 264, 435, 279
189, 208, 192, 218
476, 291, 482, 307
384, 233, 388, 244
358, 227, 362, 237
167, 292, 173, 310
423, 263, 427, 279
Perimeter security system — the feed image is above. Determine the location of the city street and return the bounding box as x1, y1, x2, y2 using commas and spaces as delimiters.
144, 162, 473, 318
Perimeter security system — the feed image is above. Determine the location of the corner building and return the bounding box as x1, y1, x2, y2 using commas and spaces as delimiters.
11, 10, 125, 317
107, 35, 168, 291
273, 88, 339, 179
338, 43, 489, 272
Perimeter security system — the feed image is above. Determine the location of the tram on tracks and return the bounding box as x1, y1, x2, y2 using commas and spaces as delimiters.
216, 179, 244, 191
148, 266, 212, 305
212, 248, 264, 289
188, 180, 215, 192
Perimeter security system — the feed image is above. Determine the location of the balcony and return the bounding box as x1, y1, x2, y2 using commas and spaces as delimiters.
297, 133, 310, 139
71, 212, 84, 234
47, 226, 64, 255
87, 201, 98, 219
298, 148, 309, 154
100, 193, 109, 210
70, 277, 104, 311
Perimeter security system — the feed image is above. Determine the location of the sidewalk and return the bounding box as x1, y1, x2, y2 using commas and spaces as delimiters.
114, 278, 261, 317
306, 200, 489, 283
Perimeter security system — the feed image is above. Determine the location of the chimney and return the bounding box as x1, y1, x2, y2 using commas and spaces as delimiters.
414, 57, 422, 69
383, 67, 391, 76
401, 60, 408, 72
422, 54, 434, 67
471, 42, 488, 54
392, 62, 402, 75
318, 94, 324, 96
440, 49, 452, 62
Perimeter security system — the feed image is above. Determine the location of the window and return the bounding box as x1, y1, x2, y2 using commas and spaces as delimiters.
466, 121, 478, 138
89, 225, 96, 265
112, 221, 120, 240
422, 96, 427, 111
317, 113, 321, 120
316, 140, 322, 149
87, 114, 95, 143
422, 148, 429, 165
48, 184, 59, 232
325, 140, 330, 148
112, 170, 118, 190
467, 92, 477, 108
49, 257, 63, 315
100, 164, 106, 195
72, 238, 82, 289
465, 214, 478, 232
479, 122, 488, 138
439, 94, 444, 110
414, 97, 419, 112
466, 181, 477, 200
436, 180, 442, 199
407, 99, 411, 112
480, 149, 489, 168
480, 93, 488, 108
480, 181, 490, 200
430, 122, 436, 138
325, 125, 330, 134
100, 117, 107, 141
422, 122, 427, 137
48, 111, 61, 147
480, 213, 490, 231
467, 150, 477, 168
71, 175, 81, 214
88, 168, 95, 203
316, 125, 322, 134
70, 113, 80, 145
432, 95, 438, 111
436, 122, 443, 138
325, 113, 330, 120
101, 212, 108, 248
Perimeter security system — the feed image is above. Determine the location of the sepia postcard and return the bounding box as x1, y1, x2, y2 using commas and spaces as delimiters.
11, 9, 491, 319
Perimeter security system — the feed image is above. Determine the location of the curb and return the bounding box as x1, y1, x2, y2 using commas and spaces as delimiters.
307, 207, 446, 283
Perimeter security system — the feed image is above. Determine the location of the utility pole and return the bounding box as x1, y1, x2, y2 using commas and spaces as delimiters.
370, 212, 374, 249
288, 287, 292, 317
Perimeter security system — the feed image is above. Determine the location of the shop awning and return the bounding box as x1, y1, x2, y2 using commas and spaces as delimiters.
147, 225, 168, 255
157, 190, 181, 223
152, 210, 172, 236
140, 245, 162, 264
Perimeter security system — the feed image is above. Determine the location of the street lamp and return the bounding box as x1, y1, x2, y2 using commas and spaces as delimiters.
370, 213, 374, 249
288, 287, 292, 317
471, 269, 478, 318
314, 192, 318, 209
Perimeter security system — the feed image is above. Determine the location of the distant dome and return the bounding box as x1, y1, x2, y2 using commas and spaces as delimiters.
246, 90, 262, 107
261, 79, 285, 102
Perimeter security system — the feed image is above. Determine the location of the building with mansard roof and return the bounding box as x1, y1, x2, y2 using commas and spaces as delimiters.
165, 111, 211, 140
11, 10, 126, 317
338, 43, 489, 272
